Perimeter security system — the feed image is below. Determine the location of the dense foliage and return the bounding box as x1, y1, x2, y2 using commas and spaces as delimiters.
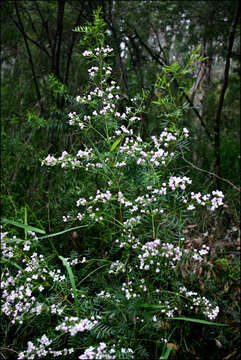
1, 2, 240, 360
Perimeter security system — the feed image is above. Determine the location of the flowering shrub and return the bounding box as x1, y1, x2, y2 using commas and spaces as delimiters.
1, 9, 226, 360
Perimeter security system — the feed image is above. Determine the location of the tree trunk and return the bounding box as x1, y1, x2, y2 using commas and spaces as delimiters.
214, 1, 240, 188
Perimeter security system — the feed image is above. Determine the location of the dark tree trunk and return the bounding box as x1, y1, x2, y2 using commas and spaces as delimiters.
214, 1, 240, 188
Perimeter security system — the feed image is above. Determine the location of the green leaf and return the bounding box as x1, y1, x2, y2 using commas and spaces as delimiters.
24, 206, 28, 240
160, 345, 173, 359
1, 237, 24, 244
135, 303, 166, 309
168, 317, 227, 326
59, 256, 80, 317
38, 225, 88, 239
1, 218, 45, 234
1, 259, 24, 271
110, 136, 123, 152
90, 140, 110, 176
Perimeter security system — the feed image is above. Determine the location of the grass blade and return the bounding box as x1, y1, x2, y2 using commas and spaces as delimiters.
168, 317, 227, 326
1, 218, 45, 234
24, 206, 28, 240
1, 238, 24, 244
38, 225, 88, 239
77, 264, 108, 286
134, 303, 166, 309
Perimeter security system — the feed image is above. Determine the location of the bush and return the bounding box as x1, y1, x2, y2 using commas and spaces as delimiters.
2, 9, 237, 360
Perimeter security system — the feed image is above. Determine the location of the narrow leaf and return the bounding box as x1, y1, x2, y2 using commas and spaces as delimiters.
38, 225, 88, 240
135, 303, 166, 309
110, 136, 122, 152
160, 345, 173, 359
90, 141, 109, 176
168, 317, 227, 326
1, 218, 45, 234
59, 256, 80, 317
2, 238, 24, 244
3, 260, 24, 271
24, 206, 28, 240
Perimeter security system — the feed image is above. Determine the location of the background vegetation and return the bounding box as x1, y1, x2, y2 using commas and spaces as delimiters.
1, 1, 240, 359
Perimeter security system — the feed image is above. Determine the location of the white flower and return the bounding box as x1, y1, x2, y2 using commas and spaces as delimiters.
187, 204, 195, 210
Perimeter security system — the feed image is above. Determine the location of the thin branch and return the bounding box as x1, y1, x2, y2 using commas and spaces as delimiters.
182, 154, 240, 193
22, 5, 41, 40
10, 17, 50, 58
34, 2, 52, 48
126, 21, 164, 66
9, 3, 50, 58
150, 22, 167, 64
14, 1, 43, 113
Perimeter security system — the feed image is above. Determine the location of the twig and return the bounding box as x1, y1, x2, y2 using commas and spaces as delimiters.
182, 154, 240, 192
0, 347, 18, 354
14, 1, 43, 113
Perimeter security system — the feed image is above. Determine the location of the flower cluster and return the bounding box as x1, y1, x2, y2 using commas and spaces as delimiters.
109, 260, 126, 274
192, 244, 210, 261
209, 190, 224, 211
179, 286, 219, 320
68, 111, 85, 128
63, 256, 81, 266
41, 147, 93, 169
56, 316, 99, 336
76, 80, 120, 105
116, 130, 178, 167
83, 45, 114, 58
152, 301, 179, 319
169, 176, 192, 191
1, 247, 66, 324
96, 290, 113, 300
79, 343, 134, 359
88, 66, 99, 77
115, 232, 141, 249
138, 239, 185, 271
42, 154, 57, 166
1, 230, 17, 258
182, 189, 224, 211
137, 238, 210, 272
121, 280, 141, 300
18, 334, 74, 359
73, 189, 114, 223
